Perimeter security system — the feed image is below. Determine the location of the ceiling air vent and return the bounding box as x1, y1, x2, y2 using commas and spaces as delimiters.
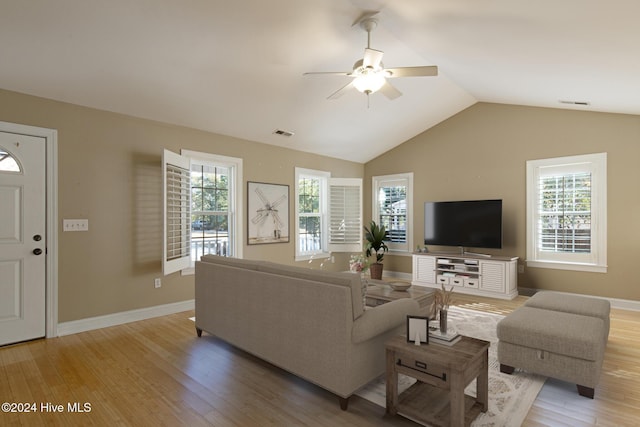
559, 100, 590, 106
273, 129, 295, 137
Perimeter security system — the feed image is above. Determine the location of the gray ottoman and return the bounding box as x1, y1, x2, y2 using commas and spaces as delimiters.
497, 292, 610, 399
524, 291, 611, 339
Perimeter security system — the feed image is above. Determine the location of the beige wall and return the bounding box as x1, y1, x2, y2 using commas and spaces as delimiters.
0, 89, 363, 322
365, 102, 640, 301
3, 88, 638, 323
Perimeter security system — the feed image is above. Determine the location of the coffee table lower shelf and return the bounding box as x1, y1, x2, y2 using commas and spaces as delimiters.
397, 381, 484, 427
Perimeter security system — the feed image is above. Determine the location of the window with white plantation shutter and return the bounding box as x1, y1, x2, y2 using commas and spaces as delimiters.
164, 149, 243, 275
372, 173, 413, 252
328, 178, 362, 253
163, 149, 191, 275
183, 150, 243, 271
526, 153, 607, 273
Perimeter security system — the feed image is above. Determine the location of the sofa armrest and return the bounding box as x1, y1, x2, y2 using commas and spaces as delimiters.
351, 299, 420, 344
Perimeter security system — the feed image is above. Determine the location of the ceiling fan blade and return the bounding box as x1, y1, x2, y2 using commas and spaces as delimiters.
363, 48, 384, 68
385, 65, 438, 78
379, 81, 402, 100
303, 71, 351, 76
327, 81, 355, 100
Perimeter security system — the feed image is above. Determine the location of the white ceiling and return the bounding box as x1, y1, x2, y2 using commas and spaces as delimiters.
1, 0, 639, 163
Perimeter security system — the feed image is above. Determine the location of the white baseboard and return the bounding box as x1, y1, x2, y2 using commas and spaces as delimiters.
606, 297, 640, 312
57, 299, 195, 336
55, 281, 640, 337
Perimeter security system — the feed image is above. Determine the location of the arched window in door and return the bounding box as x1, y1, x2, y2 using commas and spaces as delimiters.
0, 148, 20, 172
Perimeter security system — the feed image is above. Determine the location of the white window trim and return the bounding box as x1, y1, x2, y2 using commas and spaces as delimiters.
295, 167, 330, 261
372, 172, 413, 254
526, 153, 607, 273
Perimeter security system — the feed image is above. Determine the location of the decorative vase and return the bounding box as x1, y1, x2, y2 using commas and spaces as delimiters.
369, 263, 383, 280
362, 276, 368, 308
439, 309, 448, 334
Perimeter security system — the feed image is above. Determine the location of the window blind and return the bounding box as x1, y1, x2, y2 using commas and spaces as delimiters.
166, 164, 191, 259
328, 178, 362, 252
163, 149, 191, 275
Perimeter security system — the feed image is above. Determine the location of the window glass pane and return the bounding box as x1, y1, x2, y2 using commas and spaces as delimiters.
202, 165, 216, 187
191, 161, 232, 260
215, 188, 229, 211
191, 213, 231, 259
297, 175, 323, 256
0, 149, 20, 172
299, 177, 320, 213
191, 188, 203, 211
202, 189, 216, 211
215, 166, 229, 190
378, 184, 407, 243
298, 216, 321, 253
538, 172, 591, 253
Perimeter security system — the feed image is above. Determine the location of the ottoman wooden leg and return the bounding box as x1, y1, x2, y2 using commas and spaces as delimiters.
500, 364, 515, 374
577, 385, 595, 399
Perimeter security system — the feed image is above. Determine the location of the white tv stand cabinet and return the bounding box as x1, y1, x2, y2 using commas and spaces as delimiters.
412, 252, 518, 300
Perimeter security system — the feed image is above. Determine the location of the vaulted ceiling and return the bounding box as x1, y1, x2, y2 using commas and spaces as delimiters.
1, 1, 638, 162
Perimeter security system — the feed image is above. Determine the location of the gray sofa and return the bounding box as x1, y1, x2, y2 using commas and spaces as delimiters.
195, 255, 419, 409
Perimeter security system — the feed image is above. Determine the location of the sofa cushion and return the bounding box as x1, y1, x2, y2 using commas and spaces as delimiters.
199, 254, 266, 271
497, 306, 604, 361
199, 255, 365, 320
524, 291, 610, 336
255, 263, 365, 320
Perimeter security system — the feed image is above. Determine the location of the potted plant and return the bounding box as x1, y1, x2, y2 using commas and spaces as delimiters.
364, 220, 389, 280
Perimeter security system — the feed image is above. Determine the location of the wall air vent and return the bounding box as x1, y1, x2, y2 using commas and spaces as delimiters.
273, 129, 295, 137
559, 100, 591, 106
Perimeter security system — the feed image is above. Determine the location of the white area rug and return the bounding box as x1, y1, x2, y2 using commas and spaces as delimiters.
356, 306, 546, 426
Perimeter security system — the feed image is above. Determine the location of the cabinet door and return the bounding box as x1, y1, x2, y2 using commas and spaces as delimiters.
479, 261, 505, 293
413, 255, 436, 284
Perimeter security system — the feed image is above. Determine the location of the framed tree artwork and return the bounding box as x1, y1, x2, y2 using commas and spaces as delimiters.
247, 181, 289, 245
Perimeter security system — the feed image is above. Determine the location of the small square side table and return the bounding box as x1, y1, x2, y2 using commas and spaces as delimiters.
385, 335, 490, 427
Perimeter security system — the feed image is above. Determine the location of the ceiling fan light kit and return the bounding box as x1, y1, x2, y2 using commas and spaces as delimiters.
304, 13, 438, 102
352, 68, 386, 94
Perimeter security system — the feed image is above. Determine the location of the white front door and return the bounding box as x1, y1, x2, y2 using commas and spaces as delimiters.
0, 131, 46, 346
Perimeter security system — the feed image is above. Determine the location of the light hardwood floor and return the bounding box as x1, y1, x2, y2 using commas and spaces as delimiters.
1, 294, 639, 426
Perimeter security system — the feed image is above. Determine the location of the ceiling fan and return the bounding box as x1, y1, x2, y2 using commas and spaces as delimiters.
304, 13, 438, 101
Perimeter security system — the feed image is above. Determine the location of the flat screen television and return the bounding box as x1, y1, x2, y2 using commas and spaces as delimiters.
424, 199, 502, 249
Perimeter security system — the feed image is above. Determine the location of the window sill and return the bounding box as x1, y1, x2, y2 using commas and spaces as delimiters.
526, 260, 607, 273
295, 253, 331, 262
387, 249, 412, 257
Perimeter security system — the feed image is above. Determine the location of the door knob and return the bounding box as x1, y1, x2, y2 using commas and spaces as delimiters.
33, 248, 43, 255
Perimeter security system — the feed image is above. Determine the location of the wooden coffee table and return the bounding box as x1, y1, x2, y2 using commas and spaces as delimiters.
365, 280, 434, 317
385, 335, 490, 427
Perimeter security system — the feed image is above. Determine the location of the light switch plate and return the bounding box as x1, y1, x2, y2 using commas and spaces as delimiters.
63, 219, 89, 232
